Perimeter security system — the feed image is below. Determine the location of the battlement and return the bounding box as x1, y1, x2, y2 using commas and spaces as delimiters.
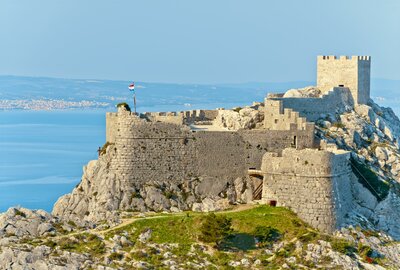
318, 55, 371, 61
143, 109, 219, 125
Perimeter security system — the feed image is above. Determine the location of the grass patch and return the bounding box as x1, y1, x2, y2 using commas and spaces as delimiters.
57, 233, 106, 257
331, 238, 356, 256
105, 205, 311, 248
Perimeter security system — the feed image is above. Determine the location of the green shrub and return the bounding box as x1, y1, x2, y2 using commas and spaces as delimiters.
67, 220, 77, 227
108, 252, 124, 261
332, 122, 345, 129
163, 190, 174, 199
117, 102, 131, 111
253, 225, 281, 246
358, 243, 373, 259
14, 209, 26, 218
298, 231, 318, 243
43, 240, 57, 248
331, 238, 356, 256
198, 213, 233, 247
232, 107, 242, 113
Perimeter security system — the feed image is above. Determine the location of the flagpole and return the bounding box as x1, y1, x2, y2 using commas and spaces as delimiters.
129, 83, 137, 114
133, 90, 137, 114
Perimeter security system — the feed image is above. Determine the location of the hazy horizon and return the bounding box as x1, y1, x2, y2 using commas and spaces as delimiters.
1, 1, 399, 83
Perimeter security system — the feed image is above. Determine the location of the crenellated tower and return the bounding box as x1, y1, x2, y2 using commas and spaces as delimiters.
317, 55, 371, 104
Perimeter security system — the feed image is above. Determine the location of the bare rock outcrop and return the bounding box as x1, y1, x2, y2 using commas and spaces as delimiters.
0, 207, 57, 239
213, 106, 264, 130
315, 100, 400, 239
0, 246, 91, 270
52, 142, 255, 225
283, 86, 322, 98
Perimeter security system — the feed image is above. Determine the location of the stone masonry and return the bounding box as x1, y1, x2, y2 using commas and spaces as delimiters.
261, 148, 352, 233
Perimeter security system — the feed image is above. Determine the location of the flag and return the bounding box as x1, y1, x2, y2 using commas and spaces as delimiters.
128, 82, 135, 91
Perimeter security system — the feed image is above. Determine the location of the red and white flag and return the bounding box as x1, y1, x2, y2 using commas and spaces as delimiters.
128, 82, 135, 91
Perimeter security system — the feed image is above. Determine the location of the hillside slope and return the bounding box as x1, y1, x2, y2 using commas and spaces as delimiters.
2, 205, 400, 269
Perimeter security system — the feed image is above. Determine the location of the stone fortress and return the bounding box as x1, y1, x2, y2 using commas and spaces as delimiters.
103, 56, 370, 233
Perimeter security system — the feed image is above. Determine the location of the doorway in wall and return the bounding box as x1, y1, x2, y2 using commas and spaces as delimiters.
248, 170, 264, 200
292, 136, 297, 148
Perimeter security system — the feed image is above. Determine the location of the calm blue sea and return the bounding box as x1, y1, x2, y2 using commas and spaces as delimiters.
0, 110, 106, 212
0, 102, 248, 212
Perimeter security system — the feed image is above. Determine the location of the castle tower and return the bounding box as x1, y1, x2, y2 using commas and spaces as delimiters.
317, 55, 371, 104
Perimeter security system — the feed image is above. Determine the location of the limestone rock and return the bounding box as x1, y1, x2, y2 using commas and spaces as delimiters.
283, 86, 321, 98
213, 106, 263, 130
0, 245, 89, 269
375, 146, 388, 161
0, 207, 57, 238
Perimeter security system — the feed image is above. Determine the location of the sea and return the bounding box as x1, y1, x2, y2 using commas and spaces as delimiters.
0, 102, 247, 212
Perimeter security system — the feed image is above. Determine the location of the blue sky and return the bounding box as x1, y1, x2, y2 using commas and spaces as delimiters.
0, 0, 399, 83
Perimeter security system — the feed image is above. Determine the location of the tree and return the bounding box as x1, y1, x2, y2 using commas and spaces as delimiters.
253, 225, 281, 247
199, 213, 232, 247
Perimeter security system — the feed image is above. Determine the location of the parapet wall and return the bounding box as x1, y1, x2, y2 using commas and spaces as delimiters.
143, 109, 219, 126
106, 109, 219, 144
317, 55, 371, 104
264, 99, 315, 130
266, 87, 353, 122
261, 148, 352, 233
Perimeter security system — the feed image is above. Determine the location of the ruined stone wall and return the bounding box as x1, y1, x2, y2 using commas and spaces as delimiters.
143, 109, 219, 125
266, 87, 352, 122
317, 55, 370, 105
261, 148, 352, 233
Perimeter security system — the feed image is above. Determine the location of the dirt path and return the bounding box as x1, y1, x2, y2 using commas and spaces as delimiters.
53, 203, 258, 241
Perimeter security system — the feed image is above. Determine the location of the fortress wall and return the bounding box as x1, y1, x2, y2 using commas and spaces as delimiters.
261, 149, 351, 233
330, 153, 354, 227
239, 129, 315, 168
109, 112, 316, 185
266, 87, 352, 122
195, 131, 246, 179
106, 112, 118, 143
111, 113, 197, 184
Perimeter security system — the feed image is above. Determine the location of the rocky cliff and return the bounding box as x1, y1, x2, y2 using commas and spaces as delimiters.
52, 146, 255, 226
314, 98, 400, 239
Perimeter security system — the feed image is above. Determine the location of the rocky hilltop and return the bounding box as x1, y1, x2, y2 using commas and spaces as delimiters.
2, 81, 400, 268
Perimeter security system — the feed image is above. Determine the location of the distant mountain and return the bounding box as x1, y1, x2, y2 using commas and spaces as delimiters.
0, 76, 398, 115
